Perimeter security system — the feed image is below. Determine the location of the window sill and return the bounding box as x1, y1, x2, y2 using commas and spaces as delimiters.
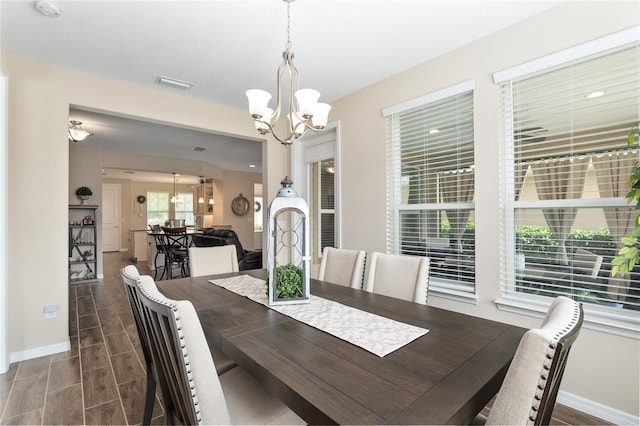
429, 279, 478, 305
495, 294, 640, 339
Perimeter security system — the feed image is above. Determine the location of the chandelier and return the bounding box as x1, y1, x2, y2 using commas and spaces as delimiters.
246, 0, 331, 146
68, 120, 93, 142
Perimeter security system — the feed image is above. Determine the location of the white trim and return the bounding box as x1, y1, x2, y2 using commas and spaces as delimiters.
495, 295, 640, 339
0, 72, 8, 374
291, 121, 342, 249
493, 26, 640, 83
10, 340, 71, 363
382, 80, 475, 117
557, 390, 639, 426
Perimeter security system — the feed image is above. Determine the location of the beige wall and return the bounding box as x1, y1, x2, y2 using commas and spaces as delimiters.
330, 1, 639, 418
4, 0, 639, 418
220, 170, 262, 251
5, 54, 283, 361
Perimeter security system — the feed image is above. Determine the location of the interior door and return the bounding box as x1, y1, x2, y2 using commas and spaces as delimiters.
102, 183, 121, 252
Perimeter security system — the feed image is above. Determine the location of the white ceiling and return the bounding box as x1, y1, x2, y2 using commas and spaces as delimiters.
1, 0, 564, 180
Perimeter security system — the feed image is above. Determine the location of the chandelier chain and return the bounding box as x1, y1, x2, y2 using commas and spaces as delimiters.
285, 0, 292, 52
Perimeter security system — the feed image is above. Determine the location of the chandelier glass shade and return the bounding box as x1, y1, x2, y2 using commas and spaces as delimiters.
246, 0, 330, 146
68, 120, 94, 142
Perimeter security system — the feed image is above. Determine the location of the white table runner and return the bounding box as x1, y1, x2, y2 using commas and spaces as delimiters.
209, 274, 428, 357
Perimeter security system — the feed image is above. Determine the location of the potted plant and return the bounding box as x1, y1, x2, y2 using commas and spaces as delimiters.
611, 122, 640, 277
82, 250, 93, 261
76, 186, 93, 204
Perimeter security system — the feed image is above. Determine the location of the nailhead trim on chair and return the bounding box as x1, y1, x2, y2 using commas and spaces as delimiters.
138, 280, 203, 425
527, 299, 582, 423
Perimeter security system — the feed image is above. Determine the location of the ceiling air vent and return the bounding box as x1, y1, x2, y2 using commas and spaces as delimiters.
192, 146, 206, 152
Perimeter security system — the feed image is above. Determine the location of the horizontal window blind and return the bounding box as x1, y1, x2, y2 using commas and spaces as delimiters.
498, 39, 640, 312
386, 85, 475, 294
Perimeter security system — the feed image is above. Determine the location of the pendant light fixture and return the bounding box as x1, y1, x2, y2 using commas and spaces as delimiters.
246, 0, 330, 146
170, 172, 177, 204
68, 120, 94, 142
198, 177, 205, 204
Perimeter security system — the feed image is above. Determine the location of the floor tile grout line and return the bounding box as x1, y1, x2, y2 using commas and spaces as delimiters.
92, 281, 130, 425
39, 355, 53, 426
73, 286, 87, 426
0, 360, 19, 422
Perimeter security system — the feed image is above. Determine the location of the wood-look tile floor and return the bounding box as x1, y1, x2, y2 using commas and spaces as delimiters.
0, 252, 612, 425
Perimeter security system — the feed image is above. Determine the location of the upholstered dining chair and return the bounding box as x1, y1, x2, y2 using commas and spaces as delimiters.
136, 275, 304, 425
364, 252, 430, 304
120, 265, 157, 426
318, 247, 366, 288
480, 296, 584, 425
189, 245, 239, 277
121, 267, 237, 424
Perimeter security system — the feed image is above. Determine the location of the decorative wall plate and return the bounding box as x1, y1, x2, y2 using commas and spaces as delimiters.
231, 193, 250, 216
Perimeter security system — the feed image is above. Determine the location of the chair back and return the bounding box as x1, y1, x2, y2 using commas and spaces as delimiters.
364, 252, 430, 304
486, 296, 583, 425
120, 266, 153, 365
189, 245, 239, 277
318, 247, 366, 288
137, 275, 231, 425
571, 248, 603, 278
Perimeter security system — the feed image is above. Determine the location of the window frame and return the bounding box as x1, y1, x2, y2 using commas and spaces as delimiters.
384, 80, 478, 302
174, 191, 195, 225
147, 191, 170, 227
494, 26, 640, 338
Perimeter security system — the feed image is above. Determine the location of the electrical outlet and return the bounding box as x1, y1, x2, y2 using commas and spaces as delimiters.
44, 304, 58, 319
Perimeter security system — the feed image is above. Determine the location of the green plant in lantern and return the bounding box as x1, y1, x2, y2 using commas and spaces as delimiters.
267, 263, 304, 299
611, 122, 640, 277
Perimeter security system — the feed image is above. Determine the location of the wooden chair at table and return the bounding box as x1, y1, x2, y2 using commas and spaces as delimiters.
318, 246, 366, 289
120, 265, 158, 425
148, 225, 166, 280
364, 252, 430, 304
476, 296, 584, 425
160, 226, 190, 279
121, 266, 238, 425
136, 275, 305, 425
189, 245, 239, 277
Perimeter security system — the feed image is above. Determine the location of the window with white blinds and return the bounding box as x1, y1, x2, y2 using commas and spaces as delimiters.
496, 34, 640, 315
385, 81, 475, 297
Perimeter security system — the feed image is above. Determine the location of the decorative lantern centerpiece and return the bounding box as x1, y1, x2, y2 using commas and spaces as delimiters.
267, 176, 310, 306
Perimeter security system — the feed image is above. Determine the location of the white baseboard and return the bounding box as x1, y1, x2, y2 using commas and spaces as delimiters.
558, 390, 639, 425
10, 339, 71, 363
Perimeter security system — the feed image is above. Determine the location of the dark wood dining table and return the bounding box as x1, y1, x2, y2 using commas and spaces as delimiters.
156, 270, 526, 425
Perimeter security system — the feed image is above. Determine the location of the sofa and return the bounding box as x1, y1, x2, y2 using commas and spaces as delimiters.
193, 228, 263, 271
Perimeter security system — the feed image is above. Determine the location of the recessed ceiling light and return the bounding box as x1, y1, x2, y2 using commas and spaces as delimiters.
124, 171, 135, 174
429, 129, 440, 134
35, 0, 61, 17
156, 75, 194, 90
249, 164, 256, 168
586, 91, 605, 99
192, 146, 206, 152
